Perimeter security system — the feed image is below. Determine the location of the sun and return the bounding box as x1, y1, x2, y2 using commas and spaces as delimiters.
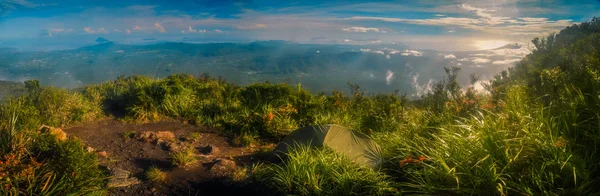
474, 40, 511, 50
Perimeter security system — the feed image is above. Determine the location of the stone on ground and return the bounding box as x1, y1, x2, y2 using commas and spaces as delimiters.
107, 168, 141, 188
97, 151, 109, 158
164, 141, 183, 152
136, 131, 176, 144
38, 125, 68, 141
209, 158, 237, 177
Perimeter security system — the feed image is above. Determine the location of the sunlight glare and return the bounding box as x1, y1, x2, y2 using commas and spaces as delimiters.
474, 40, 510, 50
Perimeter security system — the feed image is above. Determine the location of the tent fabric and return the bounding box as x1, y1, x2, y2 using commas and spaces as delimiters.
272, 124, 383, 167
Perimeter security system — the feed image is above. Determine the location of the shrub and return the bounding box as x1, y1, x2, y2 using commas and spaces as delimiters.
0, 106, 107, 195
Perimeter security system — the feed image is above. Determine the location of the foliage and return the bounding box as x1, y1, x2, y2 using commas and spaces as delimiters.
0, 103, 107, 195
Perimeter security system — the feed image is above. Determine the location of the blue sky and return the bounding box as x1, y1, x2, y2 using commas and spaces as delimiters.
1, 0, 599, 51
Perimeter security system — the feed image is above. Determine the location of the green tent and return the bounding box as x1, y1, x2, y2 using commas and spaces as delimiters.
272, 124, 383, 167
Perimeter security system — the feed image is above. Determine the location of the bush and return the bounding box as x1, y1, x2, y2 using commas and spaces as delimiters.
0, 106, 107, 195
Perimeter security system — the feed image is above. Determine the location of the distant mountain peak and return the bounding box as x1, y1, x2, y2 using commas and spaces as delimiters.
494, 43, 522, 50
95, 37, 110, 43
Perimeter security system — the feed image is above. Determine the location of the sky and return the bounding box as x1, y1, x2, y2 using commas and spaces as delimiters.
1, 0, 599, 51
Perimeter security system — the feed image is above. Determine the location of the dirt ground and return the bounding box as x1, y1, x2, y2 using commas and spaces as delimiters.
63, 118, 265, 196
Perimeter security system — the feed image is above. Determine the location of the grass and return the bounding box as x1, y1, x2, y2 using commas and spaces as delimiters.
249, 145, 395, 196
123, 130, 137, 140
170, 146, 197, 167
145, 166, 167, 183
187, 131, 201, 142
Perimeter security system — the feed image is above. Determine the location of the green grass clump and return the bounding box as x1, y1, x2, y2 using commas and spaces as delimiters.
123, 130, 137, 140
0, 105, 107, 195
250, 145, 395, 196
187, 132, 201, 142
170, 147, 197, 167
145, 166, 167, 183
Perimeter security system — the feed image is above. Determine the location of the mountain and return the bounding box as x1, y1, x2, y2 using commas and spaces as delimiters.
95, 37, 110, 43
0, 41, 531, 96
494, 43, 523, 50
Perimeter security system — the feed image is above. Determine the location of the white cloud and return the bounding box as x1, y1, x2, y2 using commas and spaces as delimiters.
213, 29, 223, 33
347, 4, 575, 38
410, 72, 434, 97
386, 70, 394, 85
84, 27, 94, 33
386, 55, 390, 59
444, 54, 456, 59
188, 26, 197, 32
343, 39, 352, 42
126, 28, 131, 34
492, 59, 521, 65
401, 50, 422, 56
342, 26, 382, 33
133, 26, 141, 30
448, 29, 455, 33
471, 57, 491, 64
490, 46, 531, 57
373, 50, 384, 55
154, 22, 166, 33
237, 23, 267, 29
83, 27, 106, 34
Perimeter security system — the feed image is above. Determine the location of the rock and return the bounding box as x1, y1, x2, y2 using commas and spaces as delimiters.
136, 131, 155, 143
154, 138, 165, 145
97, 151, 109, 158
38, 125, 67, 141
86, 147, 95, 153
198, 154, 214, 162
107, 168, 141, 188
156, 131, 175, 141
201, 145, 219, 155
136, 131, 176, 144
164, 141, 182, 152
209, 158, 237, 177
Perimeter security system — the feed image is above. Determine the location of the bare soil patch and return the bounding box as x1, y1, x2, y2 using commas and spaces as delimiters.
63, 118, 264, 195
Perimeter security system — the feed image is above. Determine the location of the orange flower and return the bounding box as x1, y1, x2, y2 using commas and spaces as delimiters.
400, 156, 421, 167
265, 112, 274, 122
400, 155, 429, 167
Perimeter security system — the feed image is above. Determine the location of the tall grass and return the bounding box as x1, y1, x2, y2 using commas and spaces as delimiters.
249, 145, 396, 196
